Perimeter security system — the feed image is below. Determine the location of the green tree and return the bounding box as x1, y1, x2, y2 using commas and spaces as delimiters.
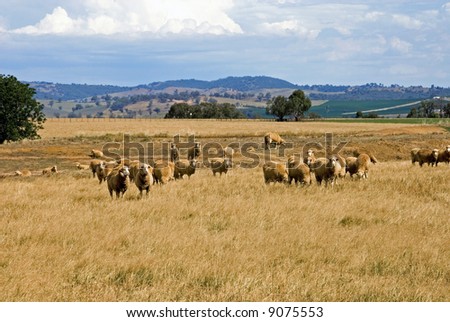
287, 90, 311, 121
0, 75, 46, 144
266, 95, 290, 121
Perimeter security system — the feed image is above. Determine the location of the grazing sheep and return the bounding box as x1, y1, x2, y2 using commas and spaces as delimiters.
134, 163, 153, 198
353, 149, 378, 164
42, 165, 58, 175
170, 143, 180, 162
153, 161, 175, 184
210, 158, 232, 177
107, 166, 130, 199
309, 157, 341, 187
286, 156, 311, 185
264, 132, 285, 150
15, 169, 31, 177
174, 159, 197, 179
262, 161, 289, 184
90, 159, 103, 178
411, 148, 439, 167
76, 162, 90, 170
345, 156, 359, 178
355, 153, 371, 179
435, 145, 450, 166
127, 160, 140, 182
89, 149, 104, 159
187, 142, 201, 160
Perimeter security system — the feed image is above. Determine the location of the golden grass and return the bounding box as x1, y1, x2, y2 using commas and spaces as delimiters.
39, 118, 446, 139
0, 161, 449, 301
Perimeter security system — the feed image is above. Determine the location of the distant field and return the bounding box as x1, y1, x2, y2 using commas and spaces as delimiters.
1, 119, 449, 301
311, 99, 420, 117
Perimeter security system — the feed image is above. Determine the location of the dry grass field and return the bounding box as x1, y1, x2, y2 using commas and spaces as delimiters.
0, 119, 449, 302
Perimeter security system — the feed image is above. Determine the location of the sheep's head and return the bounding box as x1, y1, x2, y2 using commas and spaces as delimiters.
446, 145, 450, 153
307, 149, 314, 157
190, 160, 197, 168
432, 149, 439, 158
51, 166, 58, 173
120, 166, 130, 177
139, 164, 149, 175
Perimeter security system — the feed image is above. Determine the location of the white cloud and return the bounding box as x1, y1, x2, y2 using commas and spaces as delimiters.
443, 2, 450, 13
260, 19, 319, 39
12, 0, 242, 36
390, 37, 412, 54
391, 14, 423, 29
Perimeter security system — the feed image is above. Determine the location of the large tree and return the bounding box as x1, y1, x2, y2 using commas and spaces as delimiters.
0, 75, 46, 144
287, 89, 311, 121
266, 95, 291, 121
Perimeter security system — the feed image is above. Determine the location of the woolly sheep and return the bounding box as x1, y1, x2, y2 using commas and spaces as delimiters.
210, 158, 232, 177
187, 142, 201, 161
262, 161, 288, 184
309, 157, 341, 187
411, 148, 439, 167
174, 159, 196, 179
345, 156, 358, 178
435, 145, 450, 166
90, 159, 103, 178
42, 165, 58, 175
89, 149, 104, 159
264, 132, 285, 150
286, 155, 311, 185
353, 149, 378, 164
355, 153, 371, 179
107, 166, 130, 198
134, 163, 153, 198
153, 161, 175, 184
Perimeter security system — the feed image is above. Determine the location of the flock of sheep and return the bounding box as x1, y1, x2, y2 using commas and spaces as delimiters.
11, 131, 450, 199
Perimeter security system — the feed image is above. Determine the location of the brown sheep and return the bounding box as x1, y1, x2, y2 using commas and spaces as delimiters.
174, 159, 197, 179
309, 156, 341, 187
15, 169, 32, 177
170, 143, 180, 162
355, 153, 371, 179
435, 145, 450, 166
134, 163, 153, 198
153, 161, 175, 184
89, 149, 104, 159
262, 161, 289, 184
286, 156, 311, 186
42, 165, 58, 175
187, 142, 201, 160
264, 132, 285, 150
76, 162, 90, 170
353, 149, 378, 164
90, 159, 103, 178
210, 158, 232, 177
107, 166, 130, 198
345, 156, 358, 178
411, 148, 439, 167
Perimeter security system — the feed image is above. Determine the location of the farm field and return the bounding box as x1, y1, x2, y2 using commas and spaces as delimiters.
0, 119, 449, 302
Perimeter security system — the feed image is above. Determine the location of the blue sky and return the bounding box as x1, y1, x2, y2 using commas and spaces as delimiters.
1, 0, 450, 86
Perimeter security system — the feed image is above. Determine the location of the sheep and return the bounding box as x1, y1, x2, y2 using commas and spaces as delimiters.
435, 145, 450, 166
42, 165, 58, 175
127, 160, 140, 182
353, 149, 378, 164
170, 143, 180, 162
335, 154, 347, 178
89, 149, 104, 159
153, 161, 175, 184
355, 153, 371, 179
174, 159, 196, 179
286, 156, 311, 185
264, 132, 285, 150
90, 159, 103, 178
15, 169, 31, 177
134, 163, 153, 198
95, 162, 116, 184
303, 149, 316, 164
262, 161, 289, 184
187, 142, 201, 160
345, 156, 359, 178
107, 166, 130, 199
411, 148, 439, 167
309, 156, 341, 187
76, 162, 90, 170
210, 158, 232, 177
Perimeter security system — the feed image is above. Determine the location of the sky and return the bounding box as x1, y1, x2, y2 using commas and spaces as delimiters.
1, 0, 450, 87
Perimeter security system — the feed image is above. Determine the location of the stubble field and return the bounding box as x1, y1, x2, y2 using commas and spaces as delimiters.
0, 119, 449, 301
